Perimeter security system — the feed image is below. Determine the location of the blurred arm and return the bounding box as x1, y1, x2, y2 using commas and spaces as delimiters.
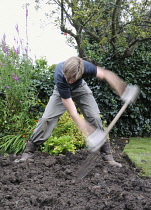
96, 66, 127, 96
62, 98, 95, 136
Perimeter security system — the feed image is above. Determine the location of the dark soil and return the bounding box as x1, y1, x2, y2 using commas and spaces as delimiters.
0, 138, 151, 210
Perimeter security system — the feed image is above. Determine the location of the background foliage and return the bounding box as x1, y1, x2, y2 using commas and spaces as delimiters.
0, 0, 151, 155
37, 0, 151, 59
85, 40, 151, 137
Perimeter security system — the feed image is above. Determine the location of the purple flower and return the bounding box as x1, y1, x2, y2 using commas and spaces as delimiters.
6, 86, 11, 89
16, 47, 20, 54
13, 46, 20, 54
26, 6, 28, 17
12, 76, 19, 81
1, 34, 10, 55
3, 33, 6, 41
2, 44, 9, 55
20, 100, 23, 103
24, 47, 28, 55
2, 40, 5, 47
3, 46, 9, 53
15, 24, 19, 33
0, 62, 4, 68
2, 34, 6, 47
12, 73, 19, 81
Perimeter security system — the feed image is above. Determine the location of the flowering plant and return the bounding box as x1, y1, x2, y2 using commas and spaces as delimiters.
0, 32, 36, 134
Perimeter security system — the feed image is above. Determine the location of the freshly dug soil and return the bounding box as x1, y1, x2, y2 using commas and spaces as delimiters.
0, 138, 151, 210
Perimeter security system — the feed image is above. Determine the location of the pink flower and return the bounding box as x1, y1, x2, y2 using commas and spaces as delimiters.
6, 86, 11, 89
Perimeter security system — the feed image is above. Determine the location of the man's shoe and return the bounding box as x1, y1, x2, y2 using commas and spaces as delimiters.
14, 152, 34, 163
24, 141, 37, 153
14, 141, 37, 163
102, 154, 122, 167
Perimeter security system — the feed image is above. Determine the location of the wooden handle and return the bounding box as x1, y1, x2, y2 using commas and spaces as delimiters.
105, 100, 130, 135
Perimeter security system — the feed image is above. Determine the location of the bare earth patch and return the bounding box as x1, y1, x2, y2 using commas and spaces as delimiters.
0, 138, 151, 210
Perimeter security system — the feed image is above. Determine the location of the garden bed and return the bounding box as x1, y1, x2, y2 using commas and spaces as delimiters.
0, 138, 151, 210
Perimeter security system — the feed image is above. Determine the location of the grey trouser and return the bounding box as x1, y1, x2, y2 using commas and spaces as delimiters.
30, 80, 111, 155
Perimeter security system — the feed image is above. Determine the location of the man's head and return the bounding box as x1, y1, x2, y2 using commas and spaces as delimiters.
63, 56, 84, 84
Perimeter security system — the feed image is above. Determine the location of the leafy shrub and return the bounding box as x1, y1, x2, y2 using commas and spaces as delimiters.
31, 59, 55, 104
26, 58, 56, 117
41, 111, 108, 155
52, 111, 85, 148
42, 136, 76, 155
40, 111, 85, 155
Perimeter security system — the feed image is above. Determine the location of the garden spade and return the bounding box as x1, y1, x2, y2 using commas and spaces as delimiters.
76, 85, 140, 179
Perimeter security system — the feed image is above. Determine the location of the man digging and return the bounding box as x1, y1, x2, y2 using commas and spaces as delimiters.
15, 56, 139, 167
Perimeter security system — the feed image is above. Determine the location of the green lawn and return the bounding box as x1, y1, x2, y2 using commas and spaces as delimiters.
124, 137, 151, 177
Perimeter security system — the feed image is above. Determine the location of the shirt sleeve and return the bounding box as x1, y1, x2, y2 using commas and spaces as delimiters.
83, 60, 97, 77
57, 81, 71, 99
54, 63, 71, 99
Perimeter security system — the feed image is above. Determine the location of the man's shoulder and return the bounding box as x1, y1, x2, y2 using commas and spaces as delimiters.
54, 62, 65, 82
83, 60, 97, 76
56, 61, 64, 69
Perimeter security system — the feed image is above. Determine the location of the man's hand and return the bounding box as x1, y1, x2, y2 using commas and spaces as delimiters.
121, 85, 140, 104
96, 67, 127, 96
61, 98, 95, 136
96, 67, 140, 103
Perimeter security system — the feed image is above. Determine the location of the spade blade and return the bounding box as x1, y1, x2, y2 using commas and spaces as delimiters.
76, 152, 100, 179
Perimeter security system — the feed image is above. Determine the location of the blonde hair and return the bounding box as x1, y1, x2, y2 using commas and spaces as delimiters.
63, 57, 84, 80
